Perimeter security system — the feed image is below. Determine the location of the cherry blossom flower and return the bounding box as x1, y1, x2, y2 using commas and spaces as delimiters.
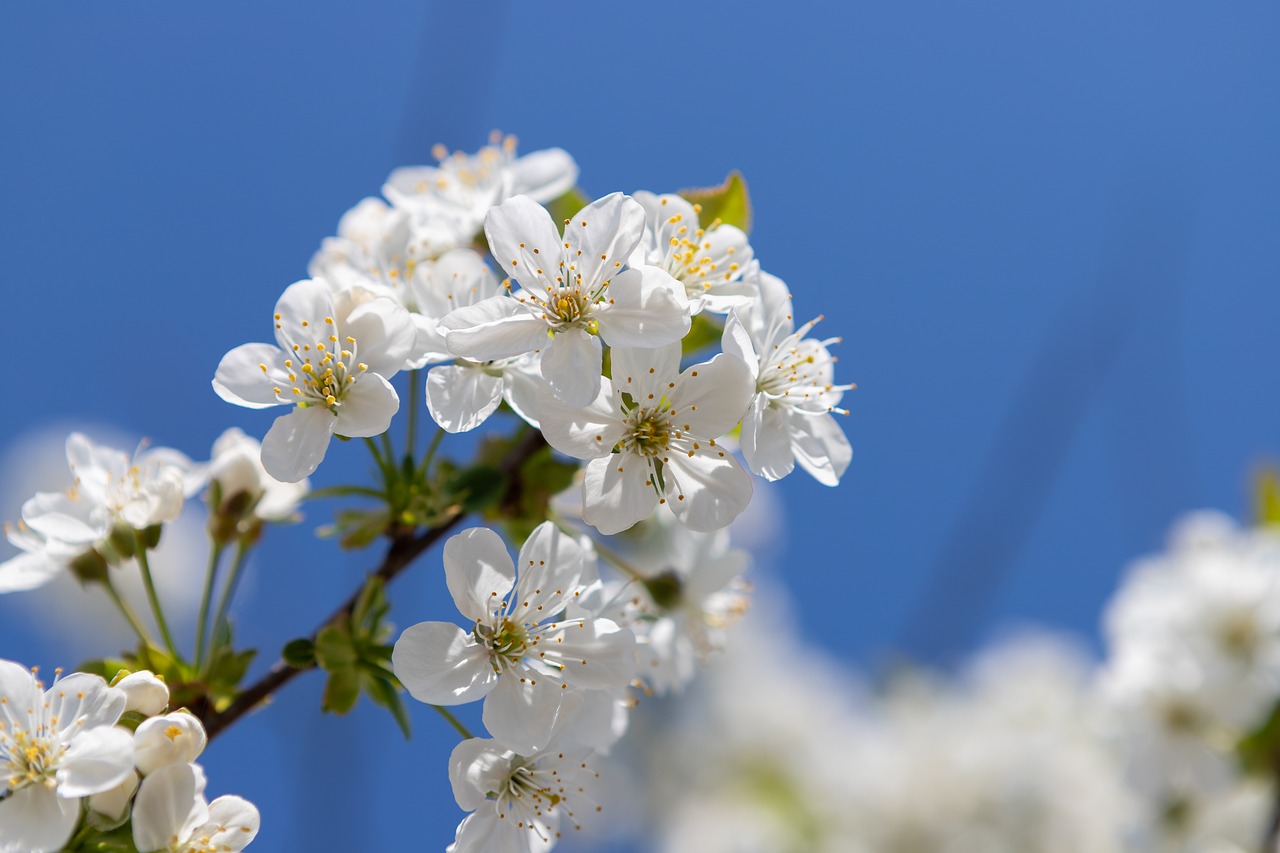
0, 661, 134, 853
447, 736, 599, 853
0, 434, 202, 593
440, 193, 691, 406
212, 279, 416, 482
384, 133, 579, 243
206, 428, 309, 524
392, 523, 636, 753
629, 191, 757, 315
425, 352, 544, 433
131, 762, 259, 853
538, 344, 755, 535
723, 268, 853, 486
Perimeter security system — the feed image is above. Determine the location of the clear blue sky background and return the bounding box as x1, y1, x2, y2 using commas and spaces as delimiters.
3, 2, 1280, 850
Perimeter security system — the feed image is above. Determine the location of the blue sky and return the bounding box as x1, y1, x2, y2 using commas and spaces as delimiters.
3, 2, 1280, 849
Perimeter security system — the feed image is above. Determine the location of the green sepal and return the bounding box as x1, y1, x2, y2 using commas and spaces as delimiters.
679, 171, 752, 232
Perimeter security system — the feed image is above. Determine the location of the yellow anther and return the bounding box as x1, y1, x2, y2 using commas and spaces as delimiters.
324, 316, 334, 325
326, 395, 336, 405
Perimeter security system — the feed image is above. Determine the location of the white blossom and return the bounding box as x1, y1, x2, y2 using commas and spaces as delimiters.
133, 712, 207, 777
384, 134, 578, 244
0, 661, 134, 853
115, 670, 169, 717
212, 279, 416, 482
440, 193, 691, 407
629, 191, 757, 315
206, 428, 309, 523
392, 523, 636, 753
447, 736, 599, 853
425, 352, 544, 433
132, 762, 259, 853
538, 344, 755, 535
723, 268, 853, 485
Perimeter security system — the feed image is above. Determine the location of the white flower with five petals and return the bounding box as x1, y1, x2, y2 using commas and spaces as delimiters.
446, 736, 599, 853
538, 344, 755, 535
723, 269, 853, 485
212, 279, 416, 482
392, 523, 636, 753
131, 762, 259, 853
440, 193, 691, 407
0, 661, 134, 853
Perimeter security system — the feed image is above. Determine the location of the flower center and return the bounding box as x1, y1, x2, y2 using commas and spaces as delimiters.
476, 618, 529, 672
622, 408, 672, 457
544, 288, 596, 330
266, 315, 370, 413
4, 730, 62, 792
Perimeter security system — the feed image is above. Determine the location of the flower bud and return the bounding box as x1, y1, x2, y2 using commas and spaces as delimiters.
114, 670, 169, 717
88, 770, 139, 822
134, 711, 207, 776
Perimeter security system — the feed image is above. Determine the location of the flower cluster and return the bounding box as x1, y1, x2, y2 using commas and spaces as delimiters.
0, 662, 259, 852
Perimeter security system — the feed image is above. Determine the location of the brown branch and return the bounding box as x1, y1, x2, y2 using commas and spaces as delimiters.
200, 428, 548, 741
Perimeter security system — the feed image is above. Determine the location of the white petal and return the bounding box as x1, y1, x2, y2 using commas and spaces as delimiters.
668, 353, 755, 439
426, 365, 504, 433
443, 527, 516, 623
260, 407, 335, 483
88, 771, 138, 821
115, 671, 169, 717
0, 551, 63, 593
452, 811, 558, 853
341, 295, 417, 378
500, 357, 545, 429
483, 195, 564, 287
131, 763, 209, 853
664, 451, 753, 532
741, 395, 795, 481
564, 193, 646, 293
48, 673, 125, 737
22, 492, 103, 545
56, 725, 134, 797
508, 148, 579, 201
196, 796, 260, 851
441, 296, 551, 361
595, 266, 690, 347
542, 618, 636, 690
610, 344, 681, 403
0, 660, 41, 733
541, 329, 603, 407
536, 380, 622, 460
212, 343, 290, 410
790, 411, 852, 486
333, 372, 400, 438
133, 713, 207, 776
721, 311, 760, 381
482, 669, 563, 753
0, 784, 80, 853
272, 279, 336, 351
392, 622, 497, 706
448, 738, 510, 812
510, 522, 585, 622
582, 456, 658, 536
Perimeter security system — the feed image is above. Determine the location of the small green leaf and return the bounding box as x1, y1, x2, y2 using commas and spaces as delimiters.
362, 671, 412, 739
315, 624, 358, 671
282, 638, 316, 669
679, 171, 752, 232
322, 667, 361, 715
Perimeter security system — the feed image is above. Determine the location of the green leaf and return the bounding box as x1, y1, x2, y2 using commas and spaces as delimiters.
1255, 467, 1280, 528
282, 638, 316, 669
318, 507, 394, 550
322, 667, 361, 715
679, 171, 752, 232
362, 670, 412, 739
682, 313, 725, 358
315, 623, 358, 671
205, 648, 257, 695
446, 465, 509, 514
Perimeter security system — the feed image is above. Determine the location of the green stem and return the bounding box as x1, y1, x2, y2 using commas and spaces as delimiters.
364, 437, 393, 483
194, 541, 227, 670
211, 541, 252, 645
381, 430, 395, 470
102, 576, 153, 646
432, 704, 474, 739
406, 369, 420, 460
135, 534, 181, 662
419, 427, 446, 478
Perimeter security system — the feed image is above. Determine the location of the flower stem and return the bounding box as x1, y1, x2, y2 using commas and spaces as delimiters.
135, 533, 181, 662
364, 437, 393, 484
102, 575, 153, 646
194, 541, 227, 670
432, 704, 474, 740
211, 541, 252, 645
406, 369, 420, 460
419, 427, 446, 478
